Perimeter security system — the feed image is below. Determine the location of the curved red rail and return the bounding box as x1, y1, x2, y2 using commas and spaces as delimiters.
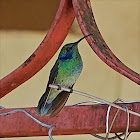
73, 0, 140, 85
0, 0, 75, 98
0, 0, 139, 99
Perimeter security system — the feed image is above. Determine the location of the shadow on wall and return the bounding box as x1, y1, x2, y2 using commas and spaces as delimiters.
0, 0, 60, 30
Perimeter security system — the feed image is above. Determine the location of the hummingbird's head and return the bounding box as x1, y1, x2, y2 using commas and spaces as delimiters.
59, 34, 93, 61
58, 43, 78, 61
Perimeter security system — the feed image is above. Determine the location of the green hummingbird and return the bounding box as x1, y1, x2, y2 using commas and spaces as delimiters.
36, 34, 92, 117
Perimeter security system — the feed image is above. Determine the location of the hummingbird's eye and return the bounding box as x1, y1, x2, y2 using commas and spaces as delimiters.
66, 47, 72, 52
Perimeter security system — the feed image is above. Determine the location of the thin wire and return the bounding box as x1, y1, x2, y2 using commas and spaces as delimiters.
122, 104, 129, 140
49, 84, 138, 139
48, 127, 55, 140
49, 84, 140, 117
0, 86, 138, 139
106, 99, 121, 139
115, 132, 131, 140
0, 107, 54, 140
71, 99, 130, 140
106, 105, 111, 137
106, 108, 120, 139
70, 100, 139, 106
110, 99, 130, 140
106, 99, 130, 140
72, 99, 130, 140
70, 99, 132, 140
70, 100, 103, 106
92, 133, 125, 140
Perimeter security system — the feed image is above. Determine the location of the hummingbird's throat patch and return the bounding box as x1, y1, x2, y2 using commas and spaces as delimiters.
60, 51, 73, 61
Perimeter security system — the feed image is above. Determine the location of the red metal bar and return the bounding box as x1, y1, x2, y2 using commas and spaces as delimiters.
0, 0, 75, 98
0, 102, 140, 138
73, 0, 140, 85
1, 0, 140, 99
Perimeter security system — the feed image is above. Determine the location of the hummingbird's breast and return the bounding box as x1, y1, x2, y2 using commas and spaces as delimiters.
56, 56, 83, 87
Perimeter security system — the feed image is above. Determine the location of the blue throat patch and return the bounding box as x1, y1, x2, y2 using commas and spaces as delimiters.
60, 51, 73, 61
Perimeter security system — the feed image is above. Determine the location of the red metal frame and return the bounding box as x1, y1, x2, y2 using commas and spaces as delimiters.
0, 103, 140, 138
0, 0, 140, 137
0, 0, 75, 98
0, 0, 140, 98
73, 0, 140, 85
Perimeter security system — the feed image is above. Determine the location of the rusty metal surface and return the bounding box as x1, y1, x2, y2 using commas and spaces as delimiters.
0, 0, 140, 99
0, 102, 140, 137
0, 0, 140, 137
0, 0, 75, 98
73, 0, 140, 85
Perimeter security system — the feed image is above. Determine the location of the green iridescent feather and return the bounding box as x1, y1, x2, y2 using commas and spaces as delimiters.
36, 34, 92, 117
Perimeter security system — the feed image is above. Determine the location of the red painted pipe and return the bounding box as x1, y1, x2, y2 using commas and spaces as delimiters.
1, 0, 139, 99
0, 103, 140, 137
0, 0, 75, 98
73, 0, 140, 85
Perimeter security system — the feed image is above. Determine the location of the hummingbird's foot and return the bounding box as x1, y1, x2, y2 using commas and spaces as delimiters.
56, 85, 73, 93
69, 88, 73, 93
57, 85, 62, 90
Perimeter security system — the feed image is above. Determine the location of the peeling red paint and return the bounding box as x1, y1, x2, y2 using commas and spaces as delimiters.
73, 0, 140, 85
0, 0, 75, 98
0, 0, 139, 117
0, 103, 139, 137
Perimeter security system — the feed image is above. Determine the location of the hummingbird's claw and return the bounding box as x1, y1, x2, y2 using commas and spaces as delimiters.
57, 85, 62, 90
69, 88, 73, 93
56, 84, 73, 93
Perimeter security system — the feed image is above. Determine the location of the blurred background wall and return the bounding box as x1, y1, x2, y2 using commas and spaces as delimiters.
0, 0, 140, 139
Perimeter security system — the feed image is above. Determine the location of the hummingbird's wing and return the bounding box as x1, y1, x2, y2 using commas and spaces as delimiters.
37, 59, 71, 117
36, 59, 59, 115
47, 59, 59, 88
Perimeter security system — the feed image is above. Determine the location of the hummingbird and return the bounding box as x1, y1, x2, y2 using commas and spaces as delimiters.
36, 34, 92, 117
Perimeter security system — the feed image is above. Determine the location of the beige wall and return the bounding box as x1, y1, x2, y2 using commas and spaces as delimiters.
0, 0, 140, 139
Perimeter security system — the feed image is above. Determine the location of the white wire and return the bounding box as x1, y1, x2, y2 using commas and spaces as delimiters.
0, 108, 54, 140
49, 84, 140, 117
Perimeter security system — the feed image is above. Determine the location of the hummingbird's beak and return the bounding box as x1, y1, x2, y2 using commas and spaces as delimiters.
74, 33, 93, 44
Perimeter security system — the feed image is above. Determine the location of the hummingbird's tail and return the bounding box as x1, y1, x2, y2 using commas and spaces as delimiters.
36, 90, 70, 117
48, 91, 70, 117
